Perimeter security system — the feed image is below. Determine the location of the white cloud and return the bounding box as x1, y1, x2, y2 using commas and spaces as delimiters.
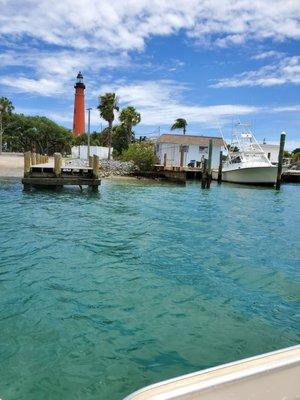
16, 79, 261, 126
1, 1, 299, 97
0, 0, 299, 53
94, 79, 260, 126
285, 140, 300, 150
263, 139, 300, 151
211, 56, 300, 88
16, 106, 74, 124
16, 79, 300, 128
0, 77, 64, 96
271, 105, 300, 112
251, 50, 284, 60
0, 50, 130, 96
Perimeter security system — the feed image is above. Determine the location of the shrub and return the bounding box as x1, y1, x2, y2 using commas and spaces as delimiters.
121, 141, 155, 171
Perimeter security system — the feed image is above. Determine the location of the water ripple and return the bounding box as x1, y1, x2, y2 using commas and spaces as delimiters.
0, 179, 299, 400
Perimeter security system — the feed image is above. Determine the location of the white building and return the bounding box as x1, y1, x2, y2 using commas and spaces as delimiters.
71, 145, 112, 160
259, 143, 279, 163
155, 134, 224, 169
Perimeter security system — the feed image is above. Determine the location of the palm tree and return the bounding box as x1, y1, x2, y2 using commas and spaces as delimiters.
97, 93, 119, 160
171, 118, 187, 135
119, 106, 141, 146
0, 97, 14, 114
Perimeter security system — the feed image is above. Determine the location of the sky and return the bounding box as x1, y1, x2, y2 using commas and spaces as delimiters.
0, 0, 299, 149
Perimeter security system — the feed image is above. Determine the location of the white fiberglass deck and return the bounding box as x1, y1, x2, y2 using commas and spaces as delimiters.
124, 345, 300, 400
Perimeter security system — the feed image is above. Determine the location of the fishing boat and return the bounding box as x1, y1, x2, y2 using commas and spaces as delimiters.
124, 345, 300, 400
212, 123, 278, 185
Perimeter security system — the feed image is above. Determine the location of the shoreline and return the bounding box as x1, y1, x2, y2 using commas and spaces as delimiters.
0, 153, 24, 178
0, 153, 142, 181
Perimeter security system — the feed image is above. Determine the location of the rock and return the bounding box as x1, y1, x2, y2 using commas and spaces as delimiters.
64, 158, 137, 177
99, 160, 137, 177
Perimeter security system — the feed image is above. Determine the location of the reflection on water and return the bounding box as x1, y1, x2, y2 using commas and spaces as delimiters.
0, 178, 299, 400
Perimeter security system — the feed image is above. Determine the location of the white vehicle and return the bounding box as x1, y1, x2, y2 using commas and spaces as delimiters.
212, 123, 278, 185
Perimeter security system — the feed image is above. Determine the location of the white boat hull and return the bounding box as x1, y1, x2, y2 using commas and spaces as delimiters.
212, 166, 277, 185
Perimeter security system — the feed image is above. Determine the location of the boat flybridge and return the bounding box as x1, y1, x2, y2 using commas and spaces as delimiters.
124, 345, 300, 400
213, 123, 278, 185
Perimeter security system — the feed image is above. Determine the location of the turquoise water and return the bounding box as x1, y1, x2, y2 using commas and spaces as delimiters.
0, 178, 299, 400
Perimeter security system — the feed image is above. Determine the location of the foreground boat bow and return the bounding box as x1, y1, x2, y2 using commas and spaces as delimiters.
124, 345, 300, 400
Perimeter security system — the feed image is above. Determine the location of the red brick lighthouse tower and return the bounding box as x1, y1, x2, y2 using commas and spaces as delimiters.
72, 72, 85, 136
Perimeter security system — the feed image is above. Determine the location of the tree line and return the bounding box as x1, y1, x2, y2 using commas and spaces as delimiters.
0, 98, 72, 155
1, 95, 298, 163
0, 96, 142, 157
0, 94, 186, 160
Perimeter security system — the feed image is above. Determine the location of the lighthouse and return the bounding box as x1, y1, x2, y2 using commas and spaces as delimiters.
72, 72, 85, 136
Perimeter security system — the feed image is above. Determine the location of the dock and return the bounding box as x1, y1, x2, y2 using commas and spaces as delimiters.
282, 165, 300, 183
22, 152, 101, 191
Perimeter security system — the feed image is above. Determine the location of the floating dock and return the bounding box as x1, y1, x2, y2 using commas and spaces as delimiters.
22, 152, 101, 191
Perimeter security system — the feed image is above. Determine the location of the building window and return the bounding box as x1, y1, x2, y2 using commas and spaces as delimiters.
199, 146, 208, 153
182, 145, 189, 152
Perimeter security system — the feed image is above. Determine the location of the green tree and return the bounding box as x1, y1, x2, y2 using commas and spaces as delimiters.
119, 106, 141, 146
98, 125, 129, 156
0, 97, 15, 153
291, 148, 300, 162
90, 131, 102, 146
72, 133, 88, 146
3, 113, 72, 154
0, 96, 15, 114
0, 97, 14, 115
292, 152, 300, 162
121, 141, 155, 171
97, 93, 119, 160
171, 118, 187, 135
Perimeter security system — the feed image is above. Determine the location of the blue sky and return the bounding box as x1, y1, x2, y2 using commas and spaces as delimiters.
0, 0, 299, 149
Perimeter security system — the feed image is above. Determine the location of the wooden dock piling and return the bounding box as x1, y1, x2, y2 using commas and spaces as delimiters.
201, 139, 213, 189
276, 132, 286, 190
24, 151, 31, 177
31, 152, 36, 165
180, 145, 184, 168
218, 150, 223, 184
201, 159, 208, 188
92, 155, 99, 178
54, 153, 62, 177
92, 155, 100, 191
207, 139, 213, 175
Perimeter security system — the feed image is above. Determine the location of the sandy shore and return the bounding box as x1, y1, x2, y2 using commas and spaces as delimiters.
0, 153, 24, 178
